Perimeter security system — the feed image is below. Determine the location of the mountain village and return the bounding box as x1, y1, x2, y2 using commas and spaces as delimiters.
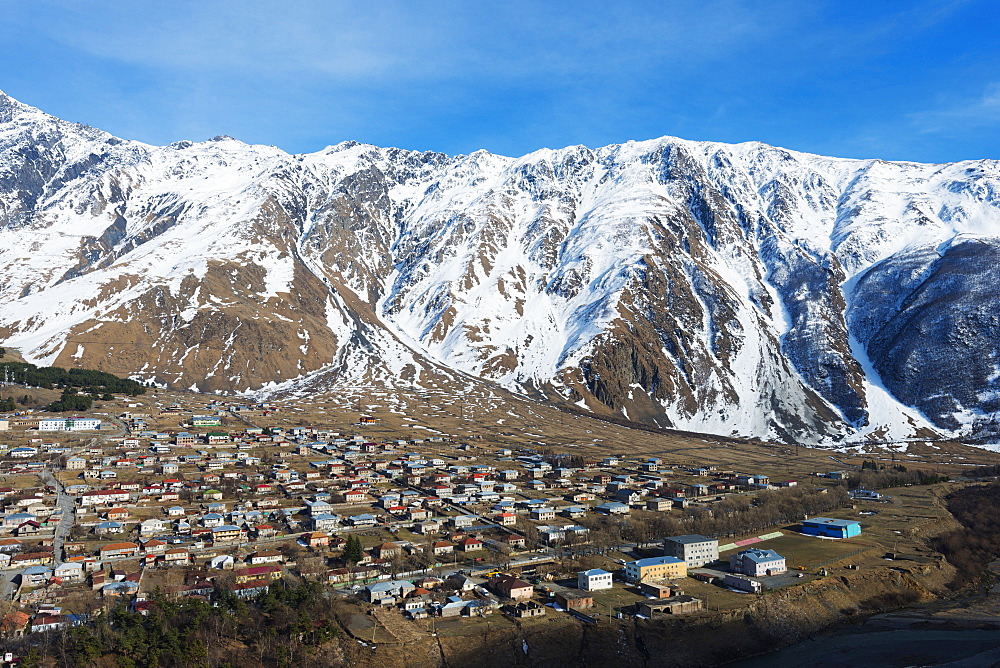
0, 385, 940, 647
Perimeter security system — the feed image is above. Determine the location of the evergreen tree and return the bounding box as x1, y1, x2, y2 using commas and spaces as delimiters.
343, 535, 363, 564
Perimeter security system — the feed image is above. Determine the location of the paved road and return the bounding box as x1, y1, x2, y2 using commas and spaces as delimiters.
0, 416, 126, 601
49, 415, 127, 556
38, 468, 74, 559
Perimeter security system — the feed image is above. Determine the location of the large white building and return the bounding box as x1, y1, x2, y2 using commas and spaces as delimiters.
39, 418, 102, 432
663, 534, 719, 568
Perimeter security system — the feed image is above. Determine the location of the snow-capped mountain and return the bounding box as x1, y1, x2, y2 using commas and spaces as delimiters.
3, 90, 1000, 444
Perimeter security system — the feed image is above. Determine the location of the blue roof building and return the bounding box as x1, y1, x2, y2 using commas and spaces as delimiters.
801, 517, 861, 539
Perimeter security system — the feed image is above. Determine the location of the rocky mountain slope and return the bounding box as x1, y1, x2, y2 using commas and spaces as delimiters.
2, 91, 1000, 444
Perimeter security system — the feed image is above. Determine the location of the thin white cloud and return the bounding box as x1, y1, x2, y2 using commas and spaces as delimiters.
13, 0, 797, 84
908, 83, 1000, 134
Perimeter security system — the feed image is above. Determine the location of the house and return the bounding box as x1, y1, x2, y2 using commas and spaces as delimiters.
233, 579, 272, 599
66, 457, 87, 470
139, 518, 166, 536
80, 489, 130, 506
2, 512, 37, 529
304, 499, 334, 516
624, 556, 687, 582
538, 526, 565, 544
1, 611, 30, 636
801, 517, 861, 539
348, 514, 378, 527
374, 542, 403, 559
594, 502, 630, 515
646, 498, 672, 512
687, 483, 710, 497
235, 564, 282, 583
458, 537, 483, 552
106, 508, 130, 521
301, 531, 330, 548
255, 524, 277, 538
99, 542, 140, 560
142, 539, 167, 554
54, 562, 85, 583
560, 506, 588, 519
529, 507, 556, 521
489, 575, 533, 600
407, 507, 430, 522
209, 554, 236, 569
496, 512, 517, 526
11, 552, 53, 568
22, 565, 54, 586
431, 540, 454, 555
851, 488, 888, 501
505, 534, 526, 549
614, 489, 643, 505
578, 568, 613, 591
14, 520, 41, 537
342, 490, 367, 503
174, 432, 197, 446
95, 521, 124, 536
730, 548, 786, 577
306, 512, 337, 531
663, 535, 719, 568
363, 579, 415, 604
247, 549, 283, 565
416, 519, 442, 535
211, 525, 244, 542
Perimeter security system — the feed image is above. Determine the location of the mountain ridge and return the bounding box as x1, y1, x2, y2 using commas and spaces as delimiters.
2, 91, 999, 445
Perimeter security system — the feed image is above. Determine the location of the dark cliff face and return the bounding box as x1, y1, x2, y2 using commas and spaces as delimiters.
850, 238, 1000, 430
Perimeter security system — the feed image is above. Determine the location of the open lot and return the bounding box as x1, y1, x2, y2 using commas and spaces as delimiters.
752, 531, 871, 569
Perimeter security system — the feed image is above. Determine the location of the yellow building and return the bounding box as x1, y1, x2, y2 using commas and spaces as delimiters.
624, 556, 687, 582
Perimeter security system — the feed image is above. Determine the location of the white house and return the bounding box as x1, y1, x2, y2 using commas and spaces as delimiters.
578, 568, 613, 591
139, 518, 166, 536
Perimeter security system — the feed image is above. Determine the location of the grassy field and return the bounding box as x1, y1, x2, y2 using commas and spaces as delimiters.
751, 531, 870, 569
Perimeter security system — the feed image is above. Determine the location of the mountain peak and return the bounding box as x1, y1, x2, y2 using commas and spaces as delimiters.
0, 90, 38, 122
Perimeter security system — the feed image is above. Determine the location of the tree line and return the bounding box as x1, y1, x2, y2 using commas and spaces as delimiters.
0, 362, 146, 396
853, 462, 950, 490
932, 482, 1000, 590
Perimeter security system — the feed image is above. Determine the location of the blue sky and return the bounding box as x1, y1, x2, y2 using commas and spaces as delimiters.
2, 0, 999, 162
